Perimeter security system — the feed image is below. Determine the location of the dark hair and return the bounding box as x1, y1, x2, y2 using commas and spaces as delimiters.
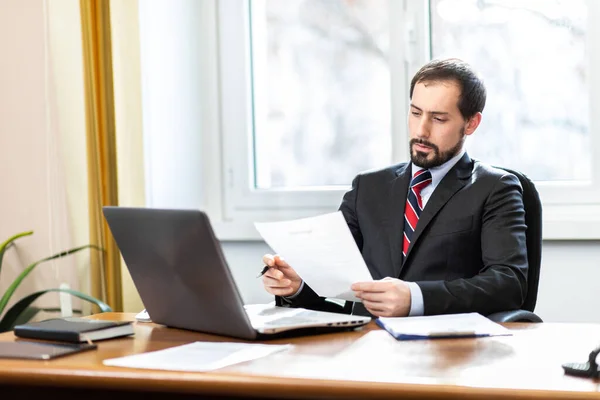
409, 58, 486, 120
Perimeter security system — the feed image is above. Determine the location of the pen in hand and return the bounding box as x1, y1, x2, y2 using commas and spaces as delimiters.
256, 265, 270, 278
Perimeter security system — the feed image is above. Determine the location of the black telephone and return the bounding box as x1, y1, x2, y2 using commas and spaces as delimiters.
562, 346, 600, 379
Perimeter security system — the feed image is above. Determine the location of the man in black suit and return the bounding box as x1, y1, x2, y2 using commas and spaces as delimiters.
261, 58, 528, 318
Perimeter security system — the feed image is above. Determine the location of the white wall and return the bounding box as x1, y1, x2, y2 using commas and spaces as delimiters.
534, 242, 600, 323
0, 0, 83, 315
138, 0, 204, 211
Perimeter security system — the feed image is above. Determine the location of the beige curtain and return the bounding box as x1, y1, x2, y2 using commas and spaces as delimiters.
80, 0, 122, 312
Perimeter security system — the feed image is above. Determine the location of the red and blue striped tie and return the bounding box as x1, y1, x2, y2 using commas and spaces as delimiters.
403, 169, 432, 258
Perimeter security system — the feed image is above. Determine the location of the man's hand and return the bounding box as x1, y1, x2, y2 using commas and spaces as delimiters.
351, 278, 412, 317
261, 254, 303, 297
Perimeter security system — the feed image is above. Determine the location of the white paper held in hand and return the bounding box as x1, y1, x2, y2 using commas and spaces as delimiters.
254, 211, 373, 302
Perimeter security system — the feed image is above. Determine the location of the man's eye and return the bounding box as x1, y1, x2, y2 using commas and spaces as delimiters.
411, 111, 421, 116
434, 117, 447, 122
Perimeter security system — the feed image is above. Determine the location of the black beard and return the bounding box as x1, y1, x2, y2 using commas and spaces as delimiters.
410, 134, 465, 169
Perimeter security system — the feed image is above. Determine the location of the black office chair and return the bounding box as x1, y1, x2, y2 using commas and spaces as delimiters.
487, 167, 543, 323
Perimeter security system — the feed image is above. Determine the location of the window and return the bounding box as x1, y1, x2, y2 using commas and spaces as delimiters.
430, 0, 590, 182
213, 0, 600, 239
250, 0, 392, 189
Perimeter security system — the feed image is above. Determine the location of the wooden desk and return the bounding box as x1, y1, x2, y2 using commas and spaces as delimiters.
0, 312, 599, 399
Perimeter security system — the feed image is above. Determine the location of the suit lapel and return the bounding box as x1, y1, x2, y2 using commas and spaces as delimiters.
388, 163, 411, 278
400, 153, 474, 273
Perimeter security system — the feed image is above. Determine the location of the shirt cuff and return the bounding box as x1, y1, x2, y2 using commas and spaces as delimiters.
407, 281, 424, 316
283, 280, 305, 300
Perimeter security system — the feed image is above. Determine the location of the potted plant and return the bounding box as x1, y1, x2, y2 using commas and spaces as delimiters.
0, 231, 112, 332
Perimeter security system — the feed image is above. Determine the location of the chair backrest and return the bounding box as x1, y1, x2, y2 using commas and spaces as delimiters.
494, 166, 542, 312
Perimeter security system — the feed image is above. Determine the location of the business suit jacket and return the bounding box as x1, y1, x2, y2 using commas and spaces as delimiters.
277, 152, 529, 317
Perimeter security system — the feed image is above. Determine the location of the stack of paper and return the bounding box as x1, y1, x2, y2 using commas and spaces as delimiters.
377, 313, 512, 340
103, 341, 292, 372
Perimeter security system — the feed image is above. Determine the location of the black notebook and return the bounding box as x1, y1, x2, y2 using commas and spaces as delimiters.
0, 341, 97, 360
14, 317, 134, 343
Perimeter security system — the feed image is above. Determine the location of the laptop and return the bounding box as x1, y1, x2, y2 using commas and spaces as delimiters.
102, 206, 371, 340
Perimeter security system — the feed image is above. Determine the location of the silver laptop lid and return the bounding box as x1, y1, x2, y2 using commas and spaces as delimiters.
102, 207, 259, 340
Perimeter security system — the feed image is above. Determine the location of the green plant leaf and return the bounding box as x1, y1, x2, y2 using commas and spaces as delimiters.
0, 244, 103, 317
0, 288, 111, 332
10, 306, 42, 327
0, 231, 33, 278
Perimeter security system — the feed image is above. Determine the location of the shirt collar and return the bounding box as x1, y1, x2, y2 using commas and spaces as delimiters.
412, 147, 466, 188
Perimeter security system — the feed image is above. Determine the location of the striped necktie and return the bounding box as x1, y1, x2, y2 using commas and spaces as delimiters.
402, 169, 432, 258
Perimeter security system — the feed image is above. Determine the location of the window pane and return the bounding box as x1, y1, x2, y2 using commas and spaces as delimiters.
430, 0, 589, 181
250, 0, 391, 189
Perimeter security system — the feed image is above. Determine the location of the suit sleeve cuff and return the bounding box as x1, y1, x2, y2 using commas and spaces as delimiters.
407, 281, 424, 316
282, 280, 305, 301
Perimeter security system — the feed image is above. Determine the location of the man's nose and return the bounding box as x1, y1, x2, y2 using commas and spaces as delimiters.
416, 118, 431, 138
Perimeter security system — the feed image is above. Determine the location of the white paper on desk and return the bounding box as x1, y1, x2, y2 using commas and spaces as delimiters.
102, 341, 292, 372
254, 211, 373, 302
377, 312, 512, 339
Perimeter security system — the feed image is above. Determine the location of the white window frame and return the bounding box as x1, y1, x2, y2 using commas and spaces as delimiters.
201, 0, 600, 240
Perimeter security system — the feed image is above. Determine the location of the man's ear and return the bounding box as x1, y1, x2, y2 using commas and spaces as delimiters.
464, 112, 482, 136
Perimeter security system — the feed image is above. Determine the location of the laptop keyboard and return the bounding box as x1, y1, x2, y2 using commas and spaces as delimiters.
259, 310, 326, 327
246, 307, 356, 328
263, 316, 317, 327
